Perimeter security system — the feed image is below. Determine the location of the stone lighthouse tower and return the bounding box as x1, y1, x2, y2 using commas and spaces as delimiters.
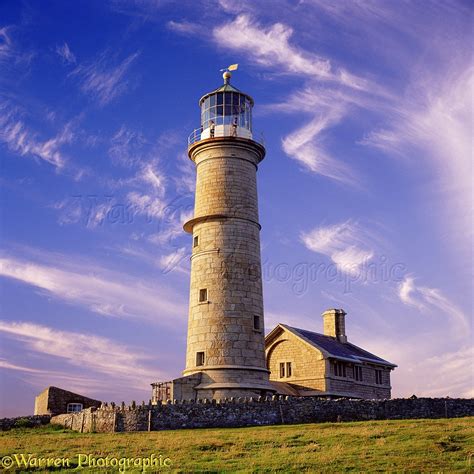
182, 68, 274, 399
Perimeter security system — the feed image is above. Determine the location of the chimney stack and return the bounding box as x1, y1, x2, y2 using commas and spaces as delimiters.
322, 308, 347, 343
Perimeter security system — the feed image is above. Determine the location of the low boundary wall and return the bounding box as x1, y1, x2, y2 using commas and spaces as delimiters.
50, 397, 474, 433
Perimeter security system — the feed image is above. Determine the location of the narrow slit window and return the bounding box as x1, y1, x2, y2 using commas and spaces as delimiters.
196, 352, 205, 366
286, 362, 292, 378
193, 235, 199, 247
253, 315, 260, 331
199, 288, 208, 302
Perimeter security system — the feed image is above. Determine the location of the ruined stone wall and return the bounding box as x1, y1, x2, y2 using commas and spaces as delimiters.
50, 397, 474, 433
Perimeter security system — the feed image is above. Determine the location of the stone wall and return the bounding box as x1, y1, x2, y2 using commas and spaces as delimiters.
0, 415, 51, 431
50, 397, 474, 433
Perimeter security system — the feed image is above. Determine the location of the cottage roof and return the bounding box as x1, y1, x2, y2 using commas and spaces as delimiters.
267, 324, 397, 368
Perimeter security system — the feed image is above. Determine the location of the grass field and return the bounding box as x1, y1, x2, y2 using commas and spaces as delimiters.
1, 417, 473, 472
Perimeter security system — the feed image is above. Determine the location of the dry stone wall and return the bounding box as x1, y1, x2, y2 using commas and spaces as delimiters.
50, 397, 474, 433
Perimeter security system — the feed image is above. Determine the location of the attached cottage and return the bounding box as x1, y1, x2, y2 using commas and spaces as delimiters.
266, 309, 396, 399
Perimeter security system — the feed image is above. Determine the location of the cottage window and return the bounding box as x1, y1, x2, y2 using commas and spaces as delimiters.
334, 361, 346, 377
375, 369, 383, 385
193, 235, 199, 247
286, 362, 292, 377
199, 288, 208, 302
67, 403, 83, 413
354, 366, 363, 381
279, 362, 285, 378
196, 351, 205, 366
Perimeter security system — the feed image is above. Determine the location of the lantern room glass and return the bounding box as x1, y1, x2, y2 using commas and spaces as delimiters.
200, 92, 252, 132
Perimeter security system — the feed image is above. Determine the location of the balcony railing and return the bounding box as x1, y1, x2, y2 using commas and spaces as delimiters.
188, 127, 265, 147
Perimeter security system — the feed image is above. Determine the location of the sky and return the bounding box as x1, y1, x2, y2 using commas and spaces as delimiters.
0, 0, 472, 417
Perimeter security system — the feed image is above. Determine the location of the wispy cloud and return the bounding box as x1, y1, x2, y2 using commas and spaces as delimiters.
361, 68, 473, 249
108, 125, 148, 167
0, 102, 73, 168
0, 321, 160, 387
398, 275, 469, 333
210, 15, 387, 187
282, 112, 357, 186
71, 51, 140, 106
213, 14, 382, 93
167, 20, 201, 36
159, 247, 189, 275
55, 42, 76, 64
109, 0, 170, 19
300, 220, 374, 276
0, 253, 185, 325
0, 26, 13, 65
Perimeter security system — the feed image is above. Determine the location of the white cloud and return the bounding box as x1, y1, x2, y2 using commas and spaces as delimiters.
71, 51, 140, 106
0, 26, 13, 65
0, 254, 185, 325
213, 14, 379, 93
300, 220, 374, 276
167, 20, 201, 36
361, 68, 473, 250
127, 191, 166, 219
211, 15, 386, 186
398, 275, 469, 333
281, 111, 358, 186
0, 103, 73, 168
148, 207, 193, 246
159, 247, 189, 275
140, 163, 166, 195
55, 42, 76, 64
108, 125, 148, 167
0, 321, 159, 386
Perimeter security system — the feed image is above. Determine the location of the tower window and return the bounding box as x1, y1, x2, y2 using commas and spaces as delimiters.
199, 288, 208, 302
354, 366, 363, 381
193, 235, 199, 247
253, 315, 261, 331
196, 352, 205, 366
375, 369, 383, 385
279, 362, 285, 378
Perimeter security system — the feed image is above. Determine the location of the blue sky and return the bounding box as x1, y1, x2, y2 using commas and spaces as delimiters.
0, 0, 472, 416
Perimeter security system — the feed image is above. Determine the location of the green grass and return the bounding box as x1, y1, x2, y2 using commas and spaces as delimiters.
1, 417, 473, 472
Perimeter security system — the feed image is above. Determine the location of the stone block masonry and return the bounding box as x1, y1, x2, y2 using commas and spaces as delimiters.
0, 415, 51, 431
50, 397, 474, 433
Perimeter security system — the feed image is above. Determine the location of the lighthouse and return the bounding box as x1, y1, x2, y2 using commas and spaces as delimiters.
181, 68, 275, 399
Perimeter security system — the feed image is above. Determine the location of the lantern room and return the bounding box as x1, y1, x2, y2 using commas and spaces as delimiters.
189, 71, 254, 144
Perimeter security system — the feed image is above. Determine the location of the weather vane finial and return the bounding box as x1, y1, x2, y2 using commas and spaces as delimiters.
220, 64, 239, 84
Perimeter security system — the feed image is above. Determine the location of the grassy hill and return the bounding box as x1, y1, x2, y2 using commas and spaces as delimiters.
1, 417, 473, 472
